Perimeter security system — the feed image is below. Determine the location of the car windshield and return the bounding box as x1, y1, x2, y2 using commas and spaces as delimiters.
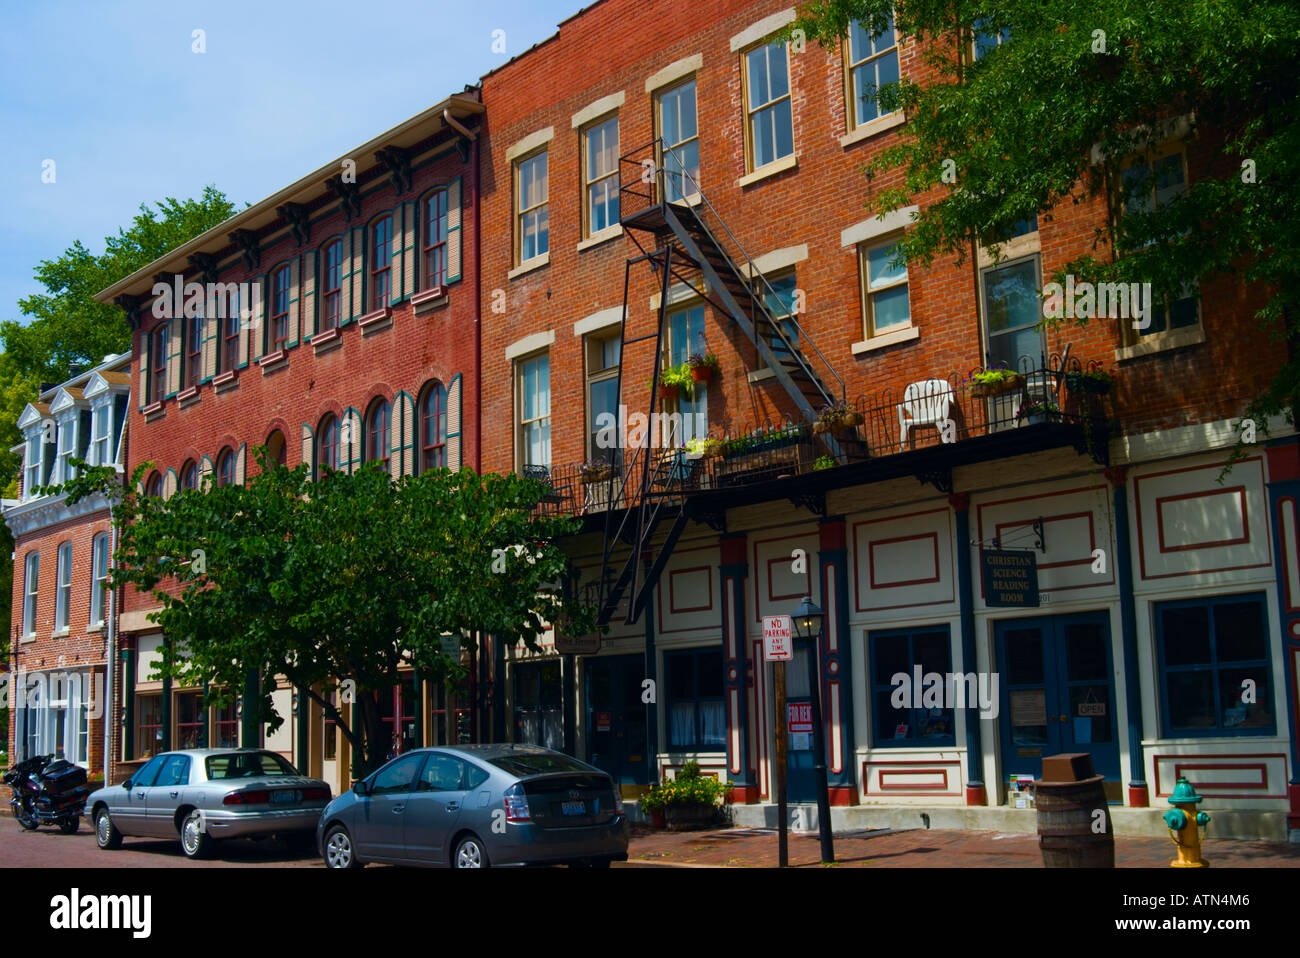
205, 752, 299, 779
487, 752, 593, 777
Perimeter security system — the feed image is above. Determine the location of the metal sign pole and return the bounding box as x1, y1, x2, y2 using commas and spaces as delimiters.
775, 658, 788, 868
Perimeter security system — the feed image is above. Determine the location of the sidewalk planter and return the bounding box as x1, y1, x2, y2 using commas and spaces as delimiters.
638, 760, 730, 830
664, 802, 718, 830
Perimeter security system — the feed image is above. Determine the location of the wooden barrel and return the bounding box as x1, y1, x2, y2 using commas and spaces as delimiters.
1035, 774, 1114, 868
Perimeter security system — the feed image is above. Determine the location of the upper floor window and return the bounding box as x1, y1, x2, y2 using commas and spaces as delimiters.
22, 551, 38, 637
658, 79, 699, 202
859, 237, 912, 337
55, 541, 71, 632
517, 353, 551, 469
370, 216, 393, 311
145, 471, 162, 498
667, 304, 708, 444
583, 115, 620, 236
846, 15, 900, 128
180, 460, 198, 492
270, 265, 290, 351
91, 533, 109, 628
982, 254, 1042, 371
420, 381, 447, 473
973, 18, 1010, 59
91, 404, 111, 466
423, 190, 448, 290
317, 414, 340, 476
217, 448, 234, 487
265, 429, 287, 468
55, 417, 75, 484
25, 432, 43, 497
744, 40, 793, 171
516, 151, 549, 264
217, 288, 240, 373
1120, 145, 1199, 342
366, 399, 391, 472
183, 309, 203, 389
585, 334, 621, 463
322, 239, 342, 331
149, 323, 168, 403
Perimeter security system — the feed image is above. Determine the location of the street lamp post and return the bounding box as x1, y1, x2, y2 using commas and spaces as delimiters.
791, 596, 835, 863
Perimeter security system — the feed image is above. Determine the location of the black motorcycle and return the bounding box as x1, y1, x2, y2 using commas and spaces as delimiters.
3, 754, 91, 833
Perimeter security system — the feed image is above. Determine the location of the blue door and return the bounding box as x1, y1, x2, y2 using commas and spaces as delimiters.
995, 612, 1121, 799
585, 654, 649, 787
784, 639, 818, 804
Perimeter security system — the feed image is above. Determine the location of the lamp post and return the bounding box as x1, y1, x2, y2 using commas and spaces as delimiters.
791, 595, 835, 863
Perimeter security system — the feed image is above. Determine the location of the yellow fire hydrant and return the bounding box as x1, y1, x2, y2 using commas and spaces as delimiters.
1163, 777, 1210, 868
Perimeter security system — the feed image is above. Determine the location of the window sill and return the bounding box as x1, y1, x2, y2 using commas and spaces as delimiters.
258, 349, 288, 374
177, 386, 200, 407
86, 623, 105, 634
577, 225, 623, 253
310, 327, 340, 346
508, 253, 550, 280
840, 112, 906, 148
851, 325, 920, 355
358, 306, 393, 333
1115, 324, 1205, 362
20, 633, 35, 644
737, 153, 798, 189
213, 370, 238, 392
411, 287, 449, 314
51, 628, 69, 638
143, 401, 165, 421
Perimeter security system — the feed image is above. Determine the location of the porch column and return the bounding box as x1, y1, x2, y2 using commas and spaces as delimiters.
1265, 440, 1300, 837
720, 534, 757, 801
818, 517, 857, 805
1107, 466, 1149, 807
643, 593, 659, 785
949, 493, 987, 806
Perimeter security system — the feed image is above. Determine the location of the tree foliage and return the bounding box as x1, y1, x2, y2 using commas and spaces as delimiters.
792, 0, 1300, 431
63, 452, 597, 776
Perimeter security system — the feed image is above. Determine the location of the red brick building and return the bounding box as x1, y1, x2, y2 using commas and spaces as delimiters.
5, 353, 131, 786
93, 93, 484, 794
477, 0, 1300, 839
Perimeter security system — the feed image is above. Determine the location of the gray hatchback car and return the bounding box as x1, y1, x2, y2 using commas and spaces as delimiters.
317, 744, 628, 868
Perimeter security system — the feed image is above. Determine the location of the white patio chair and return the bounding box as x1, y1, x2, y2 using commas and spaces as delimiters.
898, 379, 954, 451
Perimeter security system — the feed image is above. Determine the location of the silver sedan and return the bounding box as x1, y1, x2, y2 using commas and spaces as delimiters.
84, 749, 331, 859
316, 744, 628, 868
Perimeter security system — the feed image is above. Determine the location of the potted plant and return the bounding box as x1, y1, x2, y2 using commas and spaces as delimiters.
812, 454, 837, 471
684, 435, 723, 459
687, 352, 720, 384
658, 364, 693, 402
579, 459, 613, 484
1016, 399, 1061, 425
1065, 368, 1114, 395
969, 368, 1025, 398
638, 760, 731, 830
813, 401, 861, 434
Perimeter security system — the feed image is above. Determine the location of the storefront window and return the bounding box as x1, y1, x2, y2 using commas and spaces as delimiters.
514, 660, 563, 751
869, 627, 956, 747
1156, 594, 1274, 735
137, 692, 163, 757
175, 690, 206, 749
664, 648, 725, 750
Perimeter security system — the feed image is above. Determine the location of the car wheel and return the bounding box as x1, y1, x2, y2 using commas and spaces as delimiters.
16, 799, 39, 831
94, 808, 123, 849
180, 810, 215, 860
59, 815, 79, 835
323, 825, 362, 869
453, 834, 489, 869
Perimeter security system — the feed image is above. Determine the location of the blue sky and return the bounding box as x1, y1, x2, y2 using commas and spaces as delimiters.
0, 0, 584, 327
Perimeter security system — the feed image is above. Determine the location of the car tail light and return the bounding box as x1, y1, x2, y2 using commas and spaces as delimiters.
503, 784, 531, 822
223, 789, 270, 805
302, 786, 331, 801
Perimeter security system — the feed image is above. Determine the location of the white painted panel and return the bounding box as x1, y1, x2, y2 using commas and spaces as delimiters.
853, 508, 955, 613
137, 634, 164, 684
263, 687, 294, 754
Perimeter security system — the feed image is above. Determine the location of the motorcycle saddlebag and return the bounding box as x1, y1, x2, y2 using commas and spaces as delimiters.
40, 760, 88, 794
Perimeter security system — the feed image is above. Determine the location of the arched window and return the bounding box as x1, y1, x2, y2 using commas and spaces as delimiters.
146, 472, 162, 497
367, 399, 391, 472
420, 381, 447, 472
217, 448, 234, 487
180, 460, 198, 491
270, 265, 290, 351
370, 215, 392, 310
265, 430, 287, 468
317, 415, 339, 476
423, 189, 448, 290
321, 240, 342, 330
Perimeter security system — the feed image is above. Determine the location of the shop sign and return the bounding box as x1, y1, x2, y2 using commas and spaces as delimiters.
554, 633, 601, 655
981, 549, 1040, 607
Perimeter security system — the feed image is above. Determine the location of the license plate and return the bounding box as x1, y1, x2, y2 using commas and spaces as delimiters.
271, 790, 298, 804
561, 800, 586, 815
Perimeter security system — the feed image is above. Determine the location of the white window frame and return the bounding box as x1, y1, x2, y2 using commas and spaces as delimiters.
517, 352, 551, 470
742, 40, 795, 173
657, 78, 700, 202
845, 14, 901, 131
585, 333, 622, 461
55, 541, 71, 633
515, 150, 550, 266
91, 403, 112, 466
582, 114, 620, 238
859, 235, 912, 338
54, 416, 76, 484
91, 532, 110, 628
23, 551, 39, 638
25, 431, 43, 499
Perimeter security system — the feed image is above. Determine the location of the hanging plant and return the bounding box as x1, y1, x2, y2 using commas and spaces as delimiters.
657, 364, 693, 401
687, 352, 720, 383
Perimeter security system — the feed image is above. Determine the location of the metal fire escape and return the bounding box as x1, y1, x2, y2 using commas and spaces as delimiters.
594, 139, 846, 627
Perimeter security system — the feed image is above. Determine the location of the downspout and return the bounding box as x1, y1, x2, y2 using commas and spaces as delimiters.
103, 499, 117, 785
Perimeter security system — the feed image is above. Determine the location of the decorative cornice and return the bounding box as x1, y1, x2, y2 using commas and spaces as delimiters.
114, 293, 147, 330
188, 251, 221, 284
326, 176, 363, 222
3, 487, 119, 538
229, 229, 262, 271
276, 202, 312, 247
374, 146, 412, 196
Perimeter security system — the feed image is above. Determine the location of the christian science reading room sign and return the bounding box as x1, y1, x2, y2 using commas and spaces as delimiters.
981, 549, 1040, 608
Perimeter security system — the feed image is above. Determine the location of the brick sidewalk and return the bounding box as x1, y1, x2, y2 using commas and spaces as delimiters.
626, 824, 1300, 868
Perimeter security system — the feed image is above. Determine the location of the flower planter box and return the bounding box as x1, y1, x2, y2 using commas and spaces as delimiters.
969, 372, 1025, 398
1065, 371, 1113, 396
664, 801, 719, 830
580, 469, 614, 485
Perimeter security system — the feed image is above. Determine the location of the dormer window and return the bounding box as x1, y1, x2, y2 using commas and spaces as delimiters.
92, 404, 111, 466
54, 418, 75, 484
25, 432, 43, 498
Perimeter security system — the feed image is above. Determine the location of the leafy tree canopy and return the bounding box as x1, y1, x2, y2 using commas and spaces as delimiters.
63, 452, 598, 776
792, 0, 1300, 427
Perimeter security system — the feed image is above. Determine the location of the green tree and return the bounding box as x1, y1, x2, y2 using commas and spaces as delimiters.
792, 0, 1300, 434
64, 452, 597, 777
4, 185, 238, 384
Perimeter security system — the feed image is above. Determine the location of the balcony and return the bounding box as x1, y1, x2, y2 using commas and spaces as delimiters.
527, 358, 1114, 524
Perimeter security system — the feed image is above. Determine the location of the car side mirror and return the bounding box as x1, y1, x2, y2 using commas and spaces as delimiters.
122, 780, 133, 790
352, 780, 370, 796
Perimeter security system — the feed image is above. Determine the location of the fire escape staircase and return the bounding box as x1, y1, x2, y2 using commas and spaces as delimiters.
592, 140, 848, 628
